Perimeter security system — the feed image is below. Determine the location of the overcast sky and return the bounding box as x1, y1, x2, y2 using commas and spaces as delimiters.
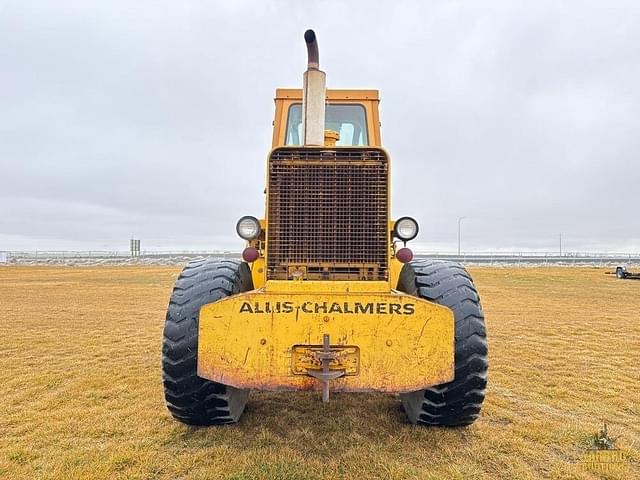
1, 0, 639, 253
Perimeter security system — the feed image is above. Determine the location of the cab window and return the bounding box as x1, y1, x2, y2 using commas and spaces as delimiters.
285, 103, 369, 146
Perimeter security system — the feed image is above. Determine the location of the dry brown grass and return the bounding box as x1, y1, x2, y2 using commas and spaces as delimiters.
0, 266, 638, 479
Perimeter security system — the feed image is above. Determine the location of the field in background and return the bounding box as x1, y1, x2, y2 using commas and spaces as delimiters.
0, 266, 638, 479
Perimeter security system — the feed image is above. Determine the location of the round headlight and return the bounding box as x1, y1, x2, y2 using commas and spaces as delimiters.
394, 217, 419, 241
236, 216, 261, 240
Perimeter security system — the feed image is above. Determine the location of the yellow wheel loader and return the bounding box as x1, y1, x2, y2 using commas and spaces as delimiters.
162, 30, 488, 426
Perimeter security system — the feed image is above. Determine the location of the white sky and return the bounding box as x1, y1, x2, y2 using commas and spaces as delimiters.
1, 0, 639, 252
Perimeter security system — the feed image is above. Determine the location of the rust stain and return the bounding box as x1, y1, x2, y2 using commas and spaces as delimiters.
242, 347, 251, 366
417, 318, 430, 343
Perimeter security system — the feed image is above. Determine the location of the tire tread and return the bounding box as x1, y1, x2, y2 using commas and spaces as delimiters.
398, 260, 488, 427
161, 258, 252, 425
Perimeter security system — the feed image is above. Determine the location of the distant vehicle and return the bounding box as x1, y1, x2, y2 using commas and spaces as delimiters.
615, 266, 640, 280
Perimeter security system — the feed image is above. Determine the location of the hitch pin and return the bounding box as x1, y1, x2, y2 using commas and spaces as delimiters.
308, 334, 344, 403
321, 334, 331, 403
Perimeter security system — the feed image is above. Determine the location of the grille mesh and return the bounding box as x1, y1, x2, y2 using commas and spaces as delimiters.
267, 148, 389, 281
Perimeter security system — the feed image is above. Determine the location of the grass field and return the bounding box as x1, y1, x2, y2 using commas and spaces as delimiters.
0, 266, 638, 479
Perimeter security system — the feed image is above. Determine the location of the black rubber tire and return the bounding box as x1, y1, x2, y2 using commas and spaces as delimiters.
162, 258, 253, 425
397, 260, 488, 426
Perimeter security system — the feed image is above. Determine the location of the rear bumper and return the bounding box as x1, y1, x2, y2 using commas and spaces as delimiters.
197, 286, 454, 393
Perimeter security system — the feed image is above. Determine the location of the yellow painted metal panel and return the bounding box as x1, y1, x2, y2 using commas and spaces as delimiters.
389, 257, 403, 289
249, 257, 266, 289
198, 291, 454, 393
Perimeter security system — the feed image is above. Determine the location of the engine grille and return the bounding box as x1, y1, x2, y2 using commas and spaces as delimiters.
267, 148, 389, 281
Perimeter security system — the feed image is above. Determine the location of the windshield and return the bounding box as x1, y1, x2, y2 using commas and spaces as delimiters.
285, 103, 369, 146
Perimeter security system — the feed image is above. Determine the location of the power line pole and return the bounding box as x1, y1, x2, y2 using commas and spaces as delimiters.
559, 232, 562, 256
457, 217, 466, 256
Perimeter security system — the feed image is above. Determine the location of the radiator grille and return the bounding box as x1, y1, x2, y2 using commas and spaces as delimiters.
267, 148, 389, 281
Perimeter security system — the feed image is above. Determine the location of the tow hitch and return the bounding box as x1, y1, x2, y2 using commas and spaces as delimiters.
292, 334, 360, 402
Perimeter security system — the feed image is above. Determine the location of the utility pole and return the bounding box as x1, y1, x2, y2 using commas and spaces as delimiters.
457, 217, 466, 256
559, 233, 562, 257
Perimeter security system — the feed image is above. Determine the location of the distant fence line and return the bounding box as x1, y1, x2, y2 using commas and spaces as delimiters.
2, 250, 640, 266
417, 253, 640, 266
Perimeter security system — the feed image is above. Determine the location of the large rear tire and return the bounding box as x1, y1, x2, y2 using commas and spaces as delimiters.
162, 258, 252, 425
397, 260, 488, 426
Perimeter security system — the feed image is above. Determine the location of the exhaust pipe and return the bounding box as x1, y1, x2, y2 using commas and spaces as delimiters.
305, 29, 319, 70
301, 29, 326, 146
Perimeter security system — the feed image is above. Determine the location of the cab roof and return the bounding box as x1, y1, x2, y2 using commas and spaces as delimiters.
275, 88, 379, 101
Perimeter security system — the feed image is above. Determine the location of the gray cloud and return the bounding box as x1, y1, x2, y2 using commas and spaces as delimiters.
1, 0, 639, 252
